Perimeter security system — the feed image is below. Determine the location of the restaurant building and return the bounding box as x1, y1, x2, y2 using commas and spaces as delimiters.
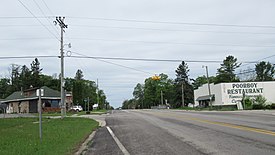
194, 81, 275, 108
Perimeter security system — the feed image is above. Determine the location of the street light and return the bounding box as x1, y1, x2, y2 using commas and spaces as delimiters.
202, 65, 212, 108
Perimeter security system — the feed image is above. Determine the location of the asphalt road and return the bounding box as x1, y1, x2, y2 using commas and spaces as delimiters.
85, 110, 275, 155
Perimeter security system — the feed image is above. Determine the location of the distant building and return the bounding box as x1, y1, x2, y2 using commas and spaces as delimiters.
1, 86, 61, 113
194, 81, 275, 108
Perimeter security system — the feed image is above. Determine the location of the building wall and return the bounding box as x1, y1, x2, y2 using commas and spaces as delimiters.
194, 81, 275, 106
20, 101, 29, 113
9, 102, 19, 113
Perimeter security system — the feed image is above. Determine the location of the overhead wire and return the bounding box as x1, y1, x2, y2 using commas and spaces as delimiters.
32, 0, 59, 36
1, 16, 275, 29
71, 52, 152, 75
71, 24, 275, 35
68, 16, 275, 29
69, 37, 275, 48
16, 0, 59, 40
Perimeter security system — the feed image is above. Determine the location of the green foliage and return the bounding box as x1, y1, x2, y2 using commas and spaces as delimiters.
192, 75, 215, 89
215, 55, 241, 83
133, 83, 144, 108
252, 95, 267, 109
174, 61, 194, 108
255, 61, 275, 81
0, 117, 98, 155
0, 60, 108, 111
243, 97, 253, 109
30, 58, 43, 87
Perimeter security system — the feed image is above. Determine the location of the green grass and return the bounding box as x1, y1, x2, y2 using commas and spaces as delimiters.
0, 117, 98, 155
77, 109, 108, 116
33, 112, 74, 117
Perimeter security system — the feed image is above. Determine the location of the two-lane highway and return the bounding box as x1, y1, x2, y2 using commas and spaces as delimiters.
85, 110, 275, 155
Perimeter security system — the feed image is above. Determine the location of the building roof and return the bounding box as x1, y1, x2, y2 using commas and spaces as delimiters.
196, 94, 215, 101
2, 86, 60, 103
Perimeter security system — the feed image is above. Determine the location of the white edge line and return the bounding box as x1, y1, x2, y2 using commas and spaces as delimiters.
106, 126, 130, 155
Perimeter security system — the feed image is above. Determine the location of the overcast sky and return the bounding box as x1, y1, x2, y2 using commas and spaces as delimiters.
0, 0, 275, 108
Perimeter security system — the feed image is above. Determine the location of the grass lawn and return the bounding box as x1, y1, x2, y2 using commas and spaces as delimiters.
0, 117, 98, 155
77, 109, 108, 116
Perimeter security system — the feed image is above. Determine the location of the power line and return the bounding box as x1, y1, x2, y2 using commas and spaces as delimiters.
71, 52, 152, 75
0, 56, 57, 59
16, 0, 59, 40
71, 24, 275, 35
41, 0, 55, 15
69, 55, 258, 64
0, 54, 264, 64
69, 37, 275, 48
1, 16, 275, 29
0, 16, 54, 19
239, 54, 275, 68
0, 37, 54, 40
32, 0, 59, 36
69, 16, 275, 29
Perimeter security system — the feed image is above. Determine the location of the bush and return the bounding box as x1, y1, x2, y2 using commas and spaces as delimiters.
271, 103, 275, 109
252, 95, 267, 110
243, 97, 253, 110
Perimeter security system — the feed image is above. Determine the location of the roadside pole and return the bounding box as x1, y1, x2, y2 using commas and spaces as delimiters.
37, 89, 43, 143
87, 97, 90, 112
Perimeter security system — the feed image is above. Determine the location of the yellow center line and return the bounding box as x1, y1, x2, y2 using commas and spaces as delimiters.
138, 110, 275, 136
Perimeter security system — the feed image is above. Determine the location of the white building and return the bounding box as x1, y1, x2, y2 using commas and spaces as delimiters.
194, 81, 275, 108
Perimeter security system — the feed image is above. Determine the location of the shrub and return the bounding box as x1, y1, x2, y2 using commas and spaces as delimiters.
243, 97, 253, 110
252, 95, 267, 110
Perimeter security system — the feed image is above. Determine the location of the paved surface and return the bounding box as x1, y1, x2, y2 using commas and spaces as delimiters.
85, 110, 275, 155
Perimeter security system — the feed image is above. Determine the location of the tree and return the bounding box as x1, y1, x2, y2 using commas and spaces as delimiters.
174, 61, 194, 107
20, 65, 31, 89
255, 61, 275, 81
133, 83, 144, 108
75, 69, 84, 80
30, 58, 42, 87
10, 64, 21, 92
0, 78, 10, 99
216, 55, 241, 83
192, 75, 215, 89
73, 70, 84, 106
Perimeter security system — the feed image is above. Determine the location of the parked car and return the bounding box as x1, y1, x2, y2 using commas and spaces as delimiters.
70, 105, 83, 112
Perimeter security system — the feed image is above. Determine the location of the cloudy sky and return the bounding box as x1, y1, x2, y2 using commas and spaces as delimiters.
0, 0, 274, 108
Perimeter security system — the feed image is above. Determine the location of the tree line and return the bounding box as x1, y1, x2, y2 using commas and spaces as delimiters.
122, 55, 275, 109
0, 58, 110, 110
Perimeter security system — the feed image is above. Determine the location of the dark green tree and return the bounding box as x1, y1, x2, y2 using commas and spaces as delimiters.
255, 61, 275, 81
19, 65, 31, 89
30, 58, 42, 87
10, 64, 21, 92
192, 75, 215, 89
216, 55, 241, 83
174, 61, 194, 107
133, 83, 144, 108
0, 78, 10, 99
73, 70, 84, 106
75, 69, 84, 80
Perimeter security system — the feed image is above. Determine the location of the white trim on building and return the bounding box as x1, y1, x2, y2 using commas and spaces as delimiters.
194, 81, 275, 107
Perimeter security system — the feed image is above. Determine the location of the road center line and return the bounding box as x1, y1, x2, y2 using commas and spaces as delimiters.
106, 126, 130, 155
138, 111, 275, 136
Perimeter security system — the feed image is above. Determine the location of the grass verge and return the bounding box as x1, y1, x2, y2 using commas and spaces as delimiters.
0, 117, 98, 155
77, 109, 108, 116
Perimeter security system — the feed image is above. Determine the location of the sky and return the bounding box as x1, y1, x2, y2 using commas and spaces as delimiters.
0, 0, 275, 108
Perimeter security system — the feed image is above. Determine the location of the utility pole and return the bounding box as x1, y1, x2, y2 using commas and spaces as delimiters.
161, 90, 163, 105
56, 17, 68, 119
181, 82, 184, 107
97, 79, 99, 109
87, 97, 90, 112
203, 65, 212, 108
